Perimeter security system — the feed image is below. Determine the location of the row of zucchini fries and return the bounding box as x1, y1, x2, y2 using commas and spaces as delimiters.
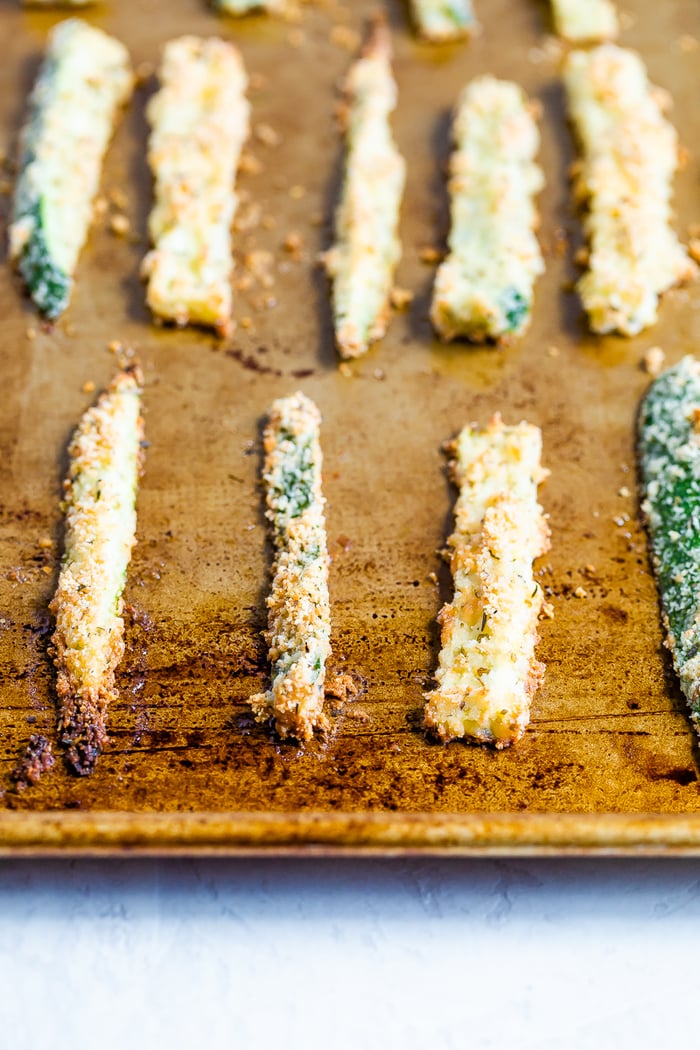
10, 11, 695, 355
51, 374, 549, 773
55, 355, 700, 777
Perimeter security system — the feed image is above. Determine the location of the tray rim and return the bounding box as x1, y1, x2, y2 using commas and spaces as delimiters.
2, 810, 700, 857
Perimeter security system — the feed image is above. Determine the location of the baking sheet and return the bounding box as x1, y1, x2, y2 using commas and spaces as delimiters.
1, 0, 700, 854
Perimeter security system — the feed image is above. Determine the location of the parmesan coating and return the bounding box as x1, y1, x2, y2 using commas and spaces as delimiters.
424, 415, 550, 747
249, 393, 331, 741
50, 368, 143, 775
324, 18, 405, 360
551, 0, 618, 43
564, 45, 697, 336
9, 19, 133, 318
142, 36, 250, 335
430, 77, 544, 343
409, 0, 478, 41
639, 356, 700, 735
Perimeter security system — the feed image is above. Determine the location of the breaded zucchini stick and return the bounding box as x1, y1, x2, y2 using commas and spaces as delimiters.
639, 356, 700, 735
564, 45, 697, 336
324, 19, 405, 360
9, 19, 133, 319
142, 36, 250, 335
216, 0, 286, 12
50, 367, 144, 775
551, 0, 618, 43
430, 77, 544, 343
23, 0, 93, 6
249, 393, 331, 741
409, 0, 478, 41
424, 415, 550, 747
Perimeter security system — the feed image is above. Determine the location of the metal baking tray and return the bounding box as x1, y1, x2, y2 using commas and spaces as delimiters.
2, 0, 700, 856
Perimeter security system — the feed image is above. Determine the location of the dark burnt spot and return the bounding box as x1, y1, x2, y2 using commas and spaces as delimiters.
648, 767, 698, 787
601, 604, 629, 624
225, 347, 282, 376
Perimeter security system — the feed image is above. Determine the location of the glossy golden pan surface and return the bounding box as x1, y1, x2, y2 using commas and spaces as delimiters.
1, 0, 700, 855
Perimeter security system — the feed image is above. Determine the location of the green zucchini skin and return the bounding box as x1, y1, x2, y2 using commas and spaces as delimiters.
10, 20, 132, 319
639, 355, 700, 724
16, 201, 71, 319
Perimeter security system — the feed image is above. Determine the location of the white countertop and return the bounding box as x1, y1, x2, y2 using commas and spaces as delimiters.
1, 857, 697, 1048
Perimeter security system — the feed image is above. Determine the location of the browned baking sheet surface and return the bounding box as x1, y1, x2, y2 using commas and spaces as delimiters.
2, 0, 700, 855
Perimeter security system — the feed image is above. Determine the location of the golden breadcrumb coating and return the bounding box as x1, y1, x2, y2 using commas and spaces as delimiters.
551, 0, 618, 43
142, 36, 250, 335
424, 415, 550, 747
564, 45, 697, 336
430, 76, 544, 343
324, 18, 405, 360
50, 367, 143, 774
249, 393, 331, 741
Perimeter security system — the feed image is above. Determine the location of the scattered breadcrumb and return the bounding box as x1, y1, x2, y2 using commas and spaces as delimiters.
330, 24, 361, 52
419, 246, 442, 264
678, 34, 699, 53
109, 214, 130, 237
643, 346, 666, 376
11, 735, 54, 791
255, 122, 281, 147
618, 486, 631, 498
390, 287, 414, 309
573, 586, 588, 598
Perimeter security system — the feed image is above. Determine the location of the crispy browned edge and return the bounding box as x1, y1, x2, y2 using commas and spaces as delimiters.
1, 811, 700, 855
50, 365, 144, 777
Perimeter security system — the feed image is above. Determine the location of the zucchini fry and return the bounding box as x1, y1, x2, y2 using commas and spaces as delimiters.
430, 77, 544, 343
216, 0, 287, 12
551, 0, 618, 43
639, 356, 700, 735
424, 415, 550, 747
9, 19, 133, 319
324, 18, 405, 360
50, 367, 144, 775
142, 36, 250, 335
409, 0, 478, 42
564, 45, 697, 336
249, 393, 331, 741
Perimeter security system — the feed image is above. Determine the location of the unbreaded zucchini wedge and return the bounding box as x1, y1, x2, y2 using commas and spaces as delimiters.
50, 367, 144, 775
142, 36, 250, 335
424, 415, 550, 747
639, 356, 700, 735
430, 77, 544, 343
551, 0, 618, 43
249, 393, 331, 741
564, 45, 697, 336
9, 19, 133, 319
324, 18, 405, 360
409, 0, 477, 41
